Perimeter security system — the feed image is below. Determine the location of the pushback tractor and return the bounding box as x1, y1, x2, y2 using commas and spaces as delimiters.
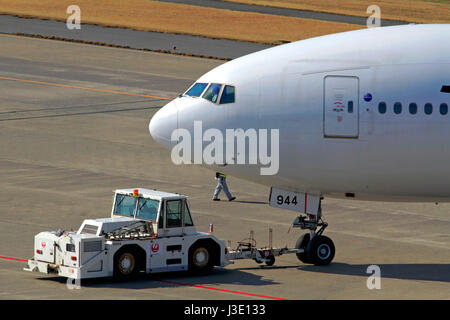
24, 188, 334, 281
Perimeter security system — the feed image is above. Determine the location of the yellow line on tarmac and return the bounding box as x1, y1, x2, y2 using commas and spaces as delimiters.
0, 75, 172, 100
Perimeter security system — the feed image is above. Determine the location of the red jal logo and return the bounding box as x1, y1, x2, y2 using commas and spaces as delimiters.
41, 242, 46, 248
151, 243, 159, 253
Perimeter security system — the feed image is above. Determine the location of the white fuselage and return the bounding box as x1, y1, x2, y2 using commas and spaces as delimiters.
150, 24, 450, 202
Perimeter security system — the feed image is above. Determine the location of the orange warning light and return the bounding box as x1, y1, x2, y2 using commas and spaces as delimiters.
133, 189, 139, 197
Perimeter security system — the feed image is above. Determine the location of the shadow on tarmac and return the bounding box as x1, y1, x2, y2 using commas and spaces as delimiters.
36, 267, 280, 289
234, 200, 268, 205
36, 262, 450, 289
298, 262, 450, 283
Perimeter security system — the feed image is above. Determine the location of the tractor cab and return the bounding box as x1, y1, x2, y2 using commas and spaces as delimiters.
111, 188, 196, 237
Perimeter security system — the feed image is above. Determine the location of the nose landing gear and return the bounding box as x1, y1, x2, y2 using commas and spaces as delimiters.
293, 204, 335, 266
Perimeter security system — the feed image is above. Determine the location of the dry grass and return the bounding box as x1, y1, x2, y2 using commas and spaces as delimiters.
0, 0, 363, 44
223, 0, 450, 23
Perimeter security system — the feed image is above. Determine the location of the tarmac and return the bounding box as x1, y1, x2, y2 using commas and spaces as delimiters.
0, 14, 270, 60
158, 0, 409, 26
0, 0, 411, 61
0, 34, 449, 300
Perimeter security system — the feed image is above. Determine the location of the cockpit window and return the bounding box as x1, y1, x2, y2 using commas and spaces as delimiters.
185, 82, 208, 97
220, 85, 235, 104
202, 83, 222, 103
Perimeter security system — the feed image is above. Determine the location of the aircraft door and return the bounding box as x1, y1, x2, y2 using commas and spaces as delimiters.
323, 76, 359, 138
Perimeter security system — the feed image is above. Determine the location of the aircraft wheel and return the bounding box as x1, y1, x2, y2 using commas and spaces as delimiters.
306, 235, 335, 266
295, 233, 312, 264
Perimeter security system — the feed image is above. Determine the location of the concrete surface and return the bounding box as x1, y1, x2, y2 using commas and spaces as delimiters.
0, 35, 449, 300
158, 0, 409, 26
0, 14, 270, 60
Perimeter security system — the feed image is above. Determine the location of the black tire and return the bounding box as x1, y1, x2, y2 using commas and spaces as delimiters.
295, 233, 312, 263
114, 249, 139, 280
306, 235, 335, 266
265, 254, 275, 266
189, 245, 214, 274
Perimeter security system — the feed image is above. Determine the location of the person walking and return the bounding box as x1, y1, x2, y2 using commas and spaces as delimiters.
212, 172, 236, 201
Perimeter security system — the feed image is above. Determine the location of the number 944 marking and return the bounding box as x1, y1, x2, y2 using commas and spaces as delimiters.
276, 195, 297, 205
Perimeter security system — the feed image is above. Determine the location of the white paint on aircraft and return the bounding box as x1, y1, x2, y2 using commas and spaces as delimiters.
150, 24, 450, 202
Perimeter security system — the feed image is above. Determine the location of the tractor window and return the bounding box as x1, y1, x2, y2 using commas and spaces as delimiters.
114, 194, 137, 217
166, 200, 182, 228
136, 198, 160, 221
158, 201, 164, 228
184, 202, 194, 227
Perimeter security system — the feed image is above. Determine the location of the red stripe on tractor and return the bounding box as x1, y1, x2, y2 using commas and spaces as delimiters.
304, 193, 308, 214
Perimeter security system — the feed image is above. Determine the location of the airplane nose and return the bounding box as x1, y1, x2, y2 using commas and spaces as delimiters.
149, 99, 177, 148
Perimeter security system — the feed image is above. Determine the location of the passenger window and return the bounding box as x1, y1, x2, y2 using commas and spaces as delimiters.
394, 102, 402, 114
440, 103, 448, 115
409, 103, 417, 114
166, 200, 182, 228
203, 83, 222, 103
220, 85, 235, 104
378, 102, 386, 114
185, 82, 208, 97
184, 202, 194, 227
348, 101, 353, 113
424, 103, 433, 115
